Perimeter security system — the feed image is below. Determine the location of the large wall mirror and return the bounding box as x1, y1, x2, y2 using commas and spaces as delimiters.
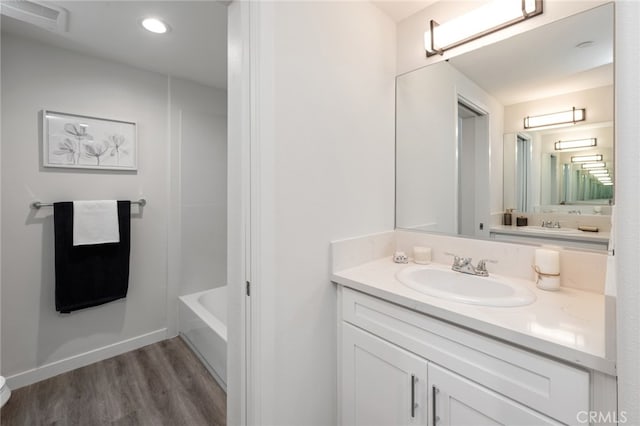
396, 3, 613, 246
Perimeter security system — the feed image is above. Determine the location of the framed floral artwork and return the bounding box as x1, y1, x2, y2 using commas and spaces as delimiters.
42, 110, 137, 171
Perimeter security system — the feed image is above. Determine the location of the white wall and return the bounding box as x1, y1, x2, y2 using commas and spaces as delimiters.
1, 34, 227, 384
1, 34, 169, 379
615, 1, 640, 423
241, 2, 396, 424
0, 31, 3, 375
226, 2, 248, 424
172, 79, 227, 296
395, 61, 502, 233
166, 78, 227, 338
459, 116, 476, 236
396, 62, 457, 232
503, 85, 614, 134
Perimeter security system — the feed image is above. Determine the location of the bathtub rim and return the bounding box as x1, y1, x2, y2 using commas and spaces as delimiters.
179, 287, 227, 341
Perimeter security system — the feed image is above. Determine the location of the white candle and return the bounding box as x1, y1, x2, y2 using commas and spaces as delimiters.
534, 248, 560, 291
413, 247, 432, 264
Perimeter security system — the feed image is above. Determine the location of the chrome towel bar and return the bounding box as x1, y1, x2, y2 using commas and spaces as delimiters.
30, 199, 147, 209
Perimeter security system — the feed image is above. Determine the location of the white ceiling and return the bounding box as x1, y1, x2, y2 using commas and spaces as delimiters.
372, 0, 435, 22
1, 1, 228, 89
448, 4, 614, 106
1, 1, 613, 101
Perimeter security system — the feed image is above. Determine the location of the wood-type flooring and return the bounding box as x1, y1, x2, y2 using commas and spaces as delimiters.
0, 337, 226, 426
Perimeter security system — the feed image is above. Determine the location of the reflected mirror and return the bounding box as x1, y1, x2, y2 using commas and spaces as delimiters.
395, 3, 613, 246
504, 121, 613, 214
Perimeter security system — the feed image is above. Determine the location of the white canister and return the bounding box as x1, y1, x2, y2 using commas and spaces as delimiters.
413, 247, 432, 264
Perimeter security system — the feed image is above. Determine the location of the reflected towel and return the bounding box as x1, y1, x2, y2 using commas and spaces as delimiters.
73, 200, 119, 246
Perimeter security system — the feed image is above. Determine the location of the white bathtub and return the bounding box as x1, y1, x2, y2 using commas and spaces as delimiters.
179, 286, 227, 391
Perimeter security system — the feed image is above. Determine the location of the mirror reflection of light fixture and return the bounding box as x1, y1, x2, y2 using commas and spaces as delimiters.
602, 182, 614, 186
526, 107, 586, 130
554, 137, 596, 151
424, 0, 543, 57
582, 162, 606, 169
598, 177, 612, 183
589, 170, 609, 176
571, 154, 603, 163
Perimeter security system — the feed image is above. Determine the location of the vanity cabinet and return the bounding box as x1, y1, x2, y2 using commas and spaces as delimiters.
338, 287, 591, 426
429, 364, 560, 425
342, 323, 428, 425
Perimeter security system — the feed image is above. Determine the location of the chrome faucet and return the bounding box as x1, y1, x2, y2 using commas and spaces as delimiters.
445, 253, 497, 277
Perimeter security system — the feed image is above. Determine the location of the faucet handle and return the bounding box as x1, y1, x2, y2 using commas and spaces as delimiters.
445, 252, 467, 266
444, 252, 459, 262
476, 259, 497, 271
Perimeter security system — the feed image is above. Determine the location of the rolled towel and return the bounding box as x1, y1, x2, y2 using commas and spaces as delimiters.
73, 200, 120, 246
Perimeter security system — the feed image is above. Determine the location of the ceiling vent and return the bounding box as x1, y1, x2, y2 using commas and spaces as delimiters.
0, 1, 68, 33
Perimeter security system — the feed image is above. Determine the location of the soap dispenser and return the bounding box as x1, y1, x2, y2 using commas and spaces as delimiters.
503, 208, 514, 226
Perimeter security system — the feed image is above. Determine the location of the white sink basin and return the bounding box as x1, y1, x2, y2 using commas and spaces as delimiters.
396, 264, 536, 307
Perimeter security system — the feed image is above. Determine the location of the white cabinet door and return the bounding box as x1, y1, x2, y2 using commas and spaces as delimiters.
428, 364, 562, 426
342, 323, 429, 426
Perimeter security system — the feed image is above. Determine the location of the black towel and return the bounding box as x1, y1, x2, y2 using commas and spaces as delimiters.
53, 201, 131, 313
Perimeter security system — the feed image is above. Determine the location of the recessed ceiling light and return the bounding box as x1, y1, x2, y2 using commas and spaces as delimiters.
141, 18, 169, 34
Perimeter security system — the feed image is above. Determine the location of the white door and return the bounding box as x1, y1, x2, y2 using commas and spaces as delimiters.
428, 364, 561, 426
342, 323, 429, 426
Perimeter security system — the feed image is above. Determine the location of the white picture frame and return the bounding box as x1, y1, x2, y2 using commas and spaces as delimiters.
42, 110, 137, 171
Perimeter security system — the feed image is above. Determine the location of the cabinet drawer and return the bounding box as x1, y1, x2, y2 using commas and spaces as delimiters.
342, 287, 589, 426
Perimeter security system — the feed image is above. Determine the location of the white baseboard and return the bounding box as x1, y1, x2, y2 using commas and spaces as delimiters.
6, 328, 168, 390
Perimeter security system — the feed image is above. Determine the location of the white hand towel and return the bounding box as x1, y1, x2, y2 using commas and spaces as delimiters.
73, 200, 120, 246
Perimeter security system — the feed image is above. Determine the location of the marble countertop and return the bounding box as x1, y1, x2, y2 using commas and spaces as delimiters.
490, 225, 610, 243
332, 257, 615, 375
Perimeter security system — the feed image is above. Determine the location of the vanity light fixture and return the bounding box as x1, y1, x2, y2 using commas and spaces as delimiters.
141, 17, 170, 34
554, 137, 596, 151
581, 162, 606, 170
571, 154, 603, 163
424, 0, 543, 57
527, 107, 586, 130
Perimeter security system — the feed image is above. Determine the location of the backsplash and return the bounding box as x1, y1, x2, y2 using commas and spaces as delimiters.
332, 229, 611, 294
